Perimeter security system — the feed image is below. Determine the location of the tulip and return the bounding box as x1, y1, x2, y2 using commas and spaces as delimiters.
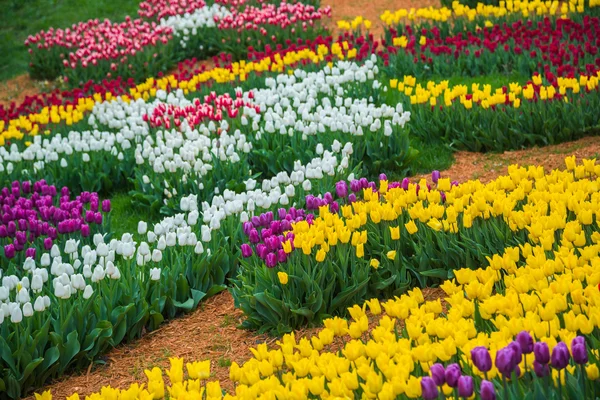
516, 331, 534, 354
266, 253, 277, 268
534, 342, 550, 364
431, 170, 440, 183
241, 243, 253, 258
495, 347, 516, 376
533, 360, 549, 377
421, 377, 438, 400
429, 363, 445, 386
457, 375, 473, 397
551, 342, 570, 370
4, 244, 15, 259
480, 380, 496, 400
445, 363, 461, 387
471, 346, 492, 372
571, 342, 588, 365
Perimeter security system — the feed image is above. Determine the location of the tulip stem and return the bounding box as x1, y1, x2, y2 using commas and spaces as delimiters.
558, 370, 563, 400
579, 365, 585, 400
502, 375, 508, 400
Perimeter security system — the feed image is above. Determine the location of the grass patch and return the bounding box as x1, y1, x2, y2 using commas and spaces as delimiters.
0, 0, 140, 81
407, 138, 455, 177
217, 357, 232, 368
109, 192, 155, 238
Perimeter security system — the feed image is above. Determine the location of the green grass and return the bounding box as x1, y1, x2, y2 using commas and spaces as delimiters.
109, 192, 155, 238
409, 138, 455, 176
0, 0, 141, 81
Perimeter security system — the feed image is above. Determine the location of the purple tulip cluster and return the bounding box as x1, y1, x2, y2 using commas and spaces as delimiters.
240, 207, 311, 267
422, 363, 489, 400
1, 180, 111, 260
421, 333, 590, 400
493, 331, 587, 379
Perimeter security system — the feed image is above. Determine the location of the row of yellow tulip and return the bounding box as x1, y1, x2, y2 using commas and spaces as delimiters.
386, 72, 600, 109
380, 0, 597, 26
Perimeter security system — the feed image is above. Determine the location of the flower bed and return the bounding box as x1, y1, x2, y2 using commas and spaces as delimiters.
36, 157, 600, 400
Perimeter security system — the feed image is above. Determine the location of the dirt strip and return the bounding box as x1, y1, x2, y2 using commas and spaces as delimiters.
416, 136, 600, 184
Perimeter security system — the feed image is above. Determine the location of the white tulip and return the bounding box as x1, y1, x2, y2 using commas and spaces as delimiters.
150, 268, 161, 281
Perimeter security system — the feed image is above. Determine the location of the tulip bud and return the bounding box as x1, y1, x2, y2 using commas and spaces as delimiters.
420, 377, 438, 400
480, 380, 496, 400
516, 331, 534, 354
471, 346, 492, 372
150, 268, 161, 281
445, 364, 461, 387
571, 341, 588, 365
534, 342, 550, 364
457, 375, 473, 397
429, 363, 445, 386
533, 360, 549, 377
83, 285, 94, 299
10, 305, 23, 323
551, 342, 570, 370
23, 302, 33, 317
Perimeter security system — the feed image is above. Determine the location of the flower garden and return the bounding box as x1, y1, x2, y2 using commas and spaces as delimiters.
0, 0, 600, 398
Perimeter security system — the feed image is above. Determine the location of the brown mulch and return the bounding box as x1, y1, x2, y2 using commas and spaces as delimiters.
415, 136, 600, 184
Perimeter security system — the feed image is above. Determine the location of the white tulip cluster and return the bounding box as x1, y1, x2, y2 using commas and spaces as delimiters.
241, 56, 410, 140
159, 4, 232, 48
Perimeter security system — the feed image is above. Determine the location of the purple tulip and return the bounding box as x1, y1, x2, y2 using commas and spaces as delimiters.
265, 253, 277, 268
0, 225, 7, 238
551, 342, 570, 370
420, 377, 438, 400
431, 170, 440, 184
534, 342, 550, 364
516, 331, 534, 354
572, 336, 585, 347
94, 212, 103, 224
480, 380, 496, 400
323, 192, 333, 204
277, 208, 287, 220
471, 346, 492, 372
348, 193, 357, 203
335, 181, 348, 198
43, 237, 53, 250
379, 173, 387, 181
22, 181, 31, 193
533, 360, 549, 377
457, 375, 473, 397
350, 179, 361, 193
249, 229, 260, 244
25, 247, 36, 258
81, 224, 90, 237
571, 342, 588, 365
445, 363, 461, 387
508, 341, 523, 365
241, 244, 253, 258
4, 244, 16, 259
429, 363, 445, 386
330, 201, 339, 213
277, 249, 287, 263
359, 177, 368, 189
496, 347, 517, 376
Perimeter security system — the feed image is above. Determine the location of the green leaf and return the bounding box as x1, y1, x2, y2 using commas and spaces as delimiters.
419, 268, 452, 279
